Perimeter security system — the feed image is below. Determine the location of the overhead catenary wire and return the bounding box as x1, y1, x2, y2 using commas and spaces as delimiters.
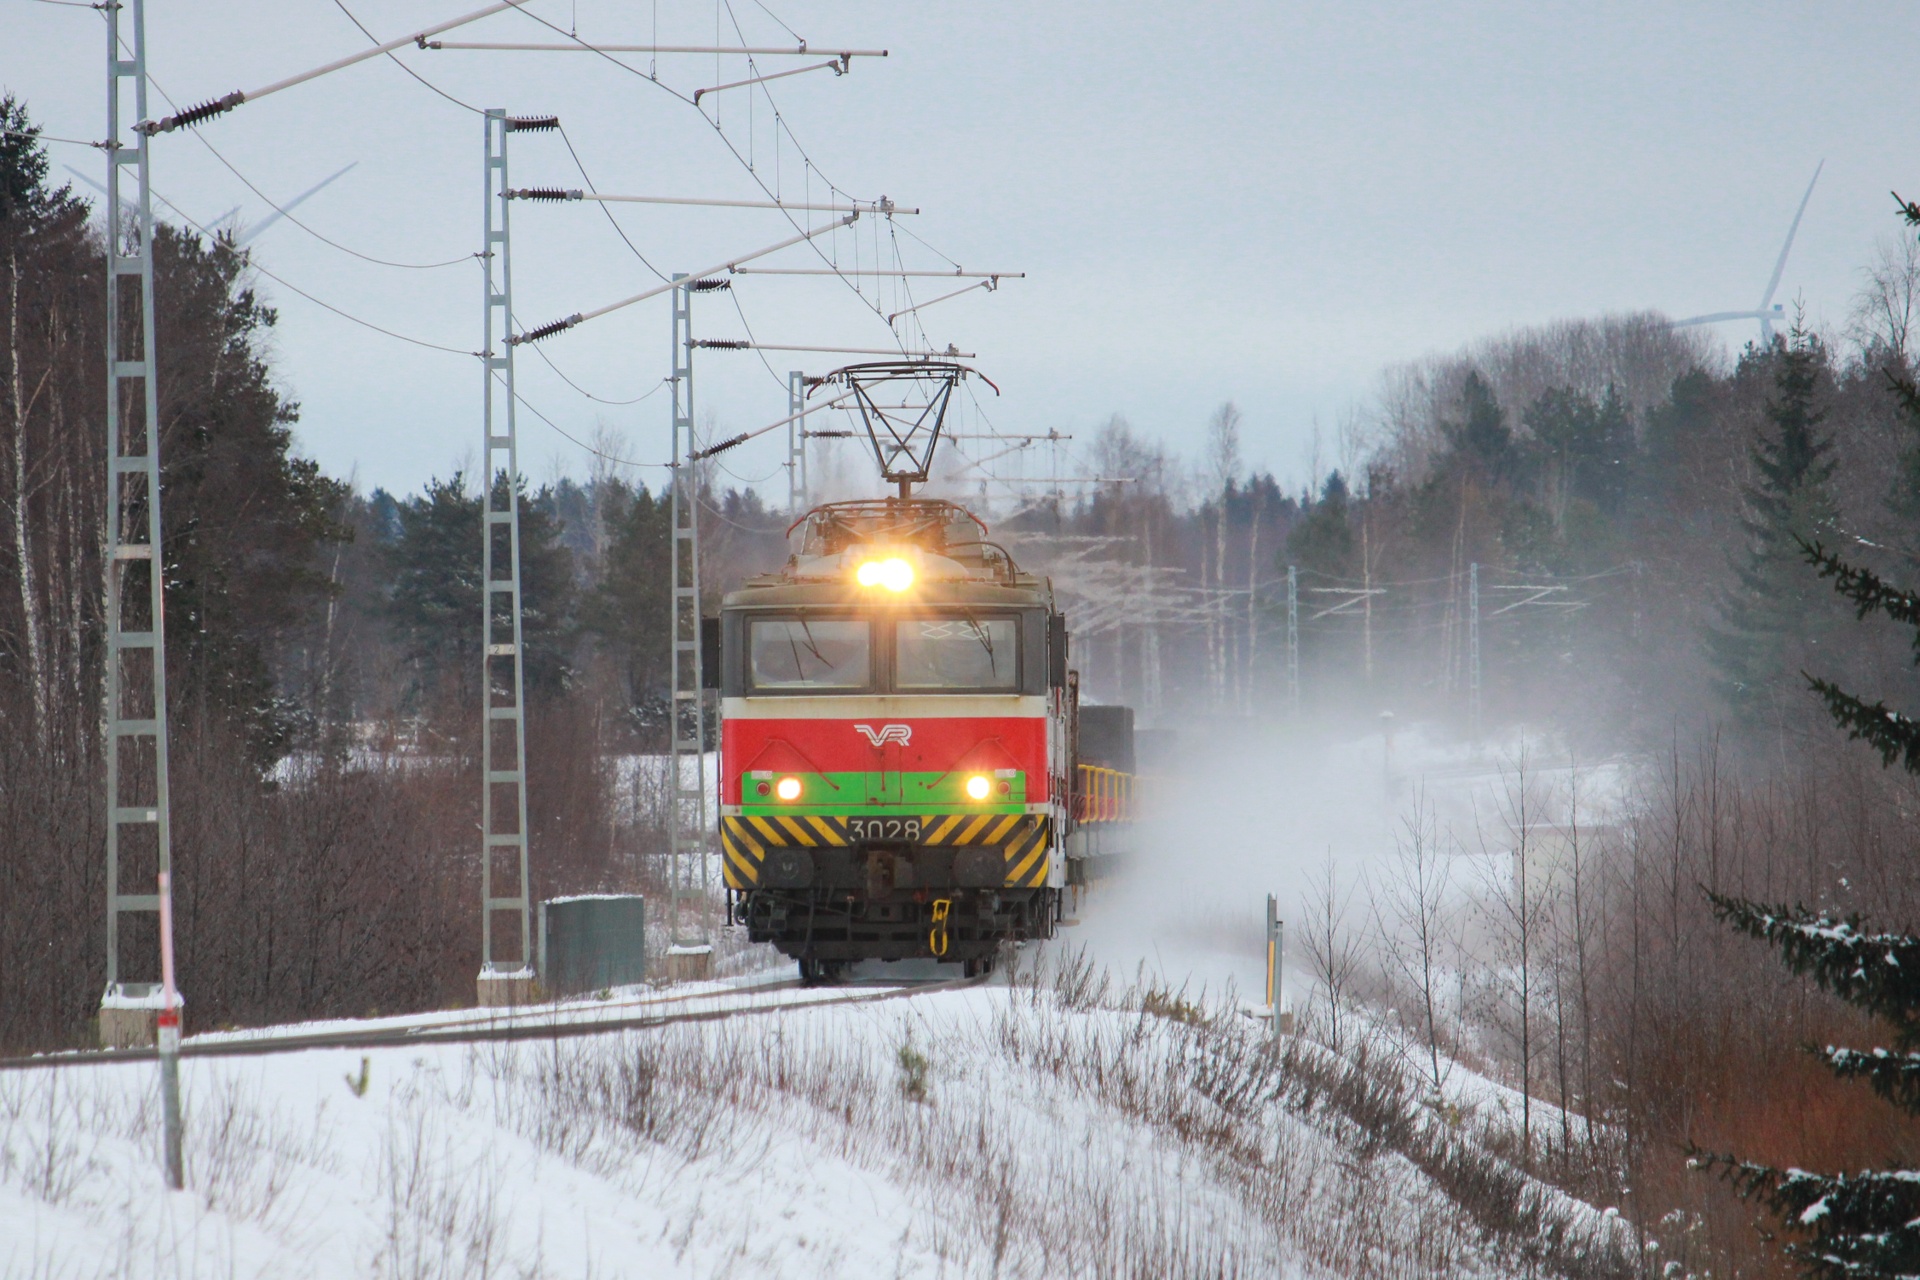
138, 0, 531, 132
724, 286, 798, 394
131, 181, 473, 356
511, 214, 854, 344
495, 9, 929, 355
331, 0, 489, 116
109, 0, 991, 474
518, 327, 670, 406
110, 0, 991, 385
186, 123, 472, 270
554, 125, 671, 285
0, 125, 104, 150
492, 372, 666, 469
110, 30, 475, 271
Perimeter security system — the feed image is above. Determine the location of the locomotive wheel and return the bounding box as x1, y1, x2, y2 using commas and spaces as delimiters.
963, 954, 996, 979
798, 957, 847, 986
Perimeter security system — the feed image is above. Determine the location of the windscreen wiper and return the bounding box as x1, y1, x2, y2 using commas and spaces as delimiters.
951, 605, 996, 665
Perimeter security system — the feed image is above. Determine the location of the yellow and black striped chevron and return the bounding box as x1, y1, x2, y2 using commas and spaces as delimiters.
720, 813, 1053, 890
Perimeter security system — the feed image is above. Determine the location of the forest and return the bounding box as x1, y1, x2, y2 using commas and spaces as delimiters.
5, 92, 1920, 1276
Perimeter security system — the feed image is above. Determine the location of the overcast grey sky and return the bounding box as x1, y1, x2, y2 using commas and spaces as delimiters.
6, 1, 1916, 497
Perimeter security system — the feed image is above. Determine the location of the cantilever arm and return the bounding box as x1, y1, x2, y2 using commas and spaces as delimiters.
511, 215, 857, 345
139, 0, 534, 133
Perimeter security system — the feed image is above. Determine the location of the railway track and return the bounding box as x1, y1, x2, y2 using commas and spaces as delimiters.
0, 973, 986, 1073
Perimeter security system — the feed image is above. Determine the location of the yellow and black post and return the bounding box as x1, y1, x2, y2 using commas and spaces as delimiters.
1265, 894, 1285, 1041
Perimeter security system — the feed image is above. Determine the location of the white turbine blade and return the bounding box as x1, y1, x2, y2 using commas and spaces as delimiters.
1759, 159, 1824, 311
236, 161, 357, 247
1669, 310, 1764, 327
64, 164, 127, 209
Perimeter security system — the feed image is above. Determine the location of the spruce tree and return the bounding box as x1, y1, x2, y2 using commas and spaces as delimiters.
383, 473, 575, 706
582, 481, 672, 741
1285, 470, 1356, 578
1693, 895, 1920, 1279
1692, 197, 1920, 1279
1708, 326, 1841, 723
1441, 370, 1517, 485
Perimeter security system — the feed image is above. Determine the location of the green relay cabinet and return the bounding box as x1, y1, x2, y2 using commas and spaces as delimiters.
538, 894, 646, 996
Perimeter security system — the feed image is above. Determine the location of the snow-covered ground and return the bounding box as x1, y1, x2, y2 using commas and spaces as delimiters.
1, 961, 1627, 1279
4, 721, 1641, 1278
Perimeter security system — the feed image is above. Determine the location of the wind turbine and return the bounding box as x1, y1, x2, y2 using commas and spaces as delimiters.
65, 161, 357, 249
1670, 159, 1823, 345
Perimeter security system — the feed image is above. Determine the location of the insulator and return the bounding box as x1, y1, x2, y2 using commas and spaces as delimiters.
805, 430, 856, 439
506, 188, 580, 201
690, 278, 731, 292
692, 339, 750, 350
691, 432, 749, 460
509, 314, 581, 345
141, 91, 244, 135
505, 115, 560, 132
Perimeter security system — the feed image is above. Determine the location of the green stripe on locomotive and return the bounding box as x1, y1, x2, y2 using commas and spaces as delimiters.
736, 768, 1028, 815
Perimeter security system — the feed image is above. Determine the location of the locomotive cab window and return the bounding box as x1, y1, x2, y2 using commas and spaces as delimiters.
895, 615, 1020, 692
748, 617, 871, 691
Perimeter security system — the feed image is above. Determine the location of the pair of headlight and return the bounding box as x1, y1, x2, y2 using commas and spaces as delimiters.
762, 774, 998, 802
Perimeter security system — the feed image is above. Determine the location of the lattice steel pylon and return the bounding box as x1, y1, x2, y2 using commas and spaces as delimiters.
1286, 565, 1300, 715
668, 275, 713, 975
1468, 562, 1482, 743
477, 109, 537, 1001
101, 0, 173, 1012
787, 369, 808, 515
101, 0, 184, 1188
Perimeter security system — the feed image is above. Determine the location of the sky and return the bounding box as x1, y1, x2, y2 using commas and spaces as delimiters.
6, 0, 1918, 499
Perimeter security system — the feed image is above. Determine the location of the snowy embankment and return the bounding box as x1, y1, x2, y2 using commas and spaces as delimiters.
3, 954, 1630, 1280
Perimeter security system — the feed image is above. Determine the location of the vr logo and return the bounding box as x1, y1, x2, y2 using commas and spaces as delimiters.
854, 723, 912, 747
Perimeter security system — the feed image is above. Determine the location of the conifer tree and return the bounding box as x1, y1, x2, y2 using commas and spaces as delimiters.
1692, 196, 1920, 1280
1441, 371, 1517, 485
383, 473, 575, 704
1285, 470, 1356, 578
582, 480, 672, 739
1708, 327, 1841, 723
1693, 894, 1920, 1279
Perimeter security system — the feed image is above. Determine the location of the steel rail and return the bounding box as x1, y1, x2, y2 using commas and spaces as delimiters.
0, 976, 983, 1072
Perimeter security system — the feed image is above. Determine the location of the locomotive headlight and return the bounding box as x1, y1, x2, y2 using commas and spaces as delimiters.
775, 776, 802, 802
965, 774, 992, 801
855, 556, 914, 592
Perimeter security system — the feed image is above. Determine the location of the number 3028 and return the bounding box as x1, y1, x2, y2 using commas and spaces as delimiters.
847, 817, 921, 842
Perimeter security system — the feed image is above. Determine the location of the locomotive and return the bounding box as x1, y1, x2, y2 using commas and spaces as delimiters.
715, 495, 1073, 981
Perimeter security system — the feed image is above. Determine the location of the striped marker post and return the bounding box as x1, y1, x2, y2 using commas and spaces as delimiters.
1265, 894, 1285, 1042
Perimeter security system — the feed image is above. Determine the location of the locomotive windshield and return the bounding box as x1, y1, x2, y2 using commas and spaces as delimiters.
895, 616, 1019, 691
748, 617, 871, 690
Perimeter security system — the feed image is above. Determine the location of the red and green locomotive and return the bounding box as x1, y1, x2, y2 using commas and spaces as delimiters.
717, 497, 1070, 980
